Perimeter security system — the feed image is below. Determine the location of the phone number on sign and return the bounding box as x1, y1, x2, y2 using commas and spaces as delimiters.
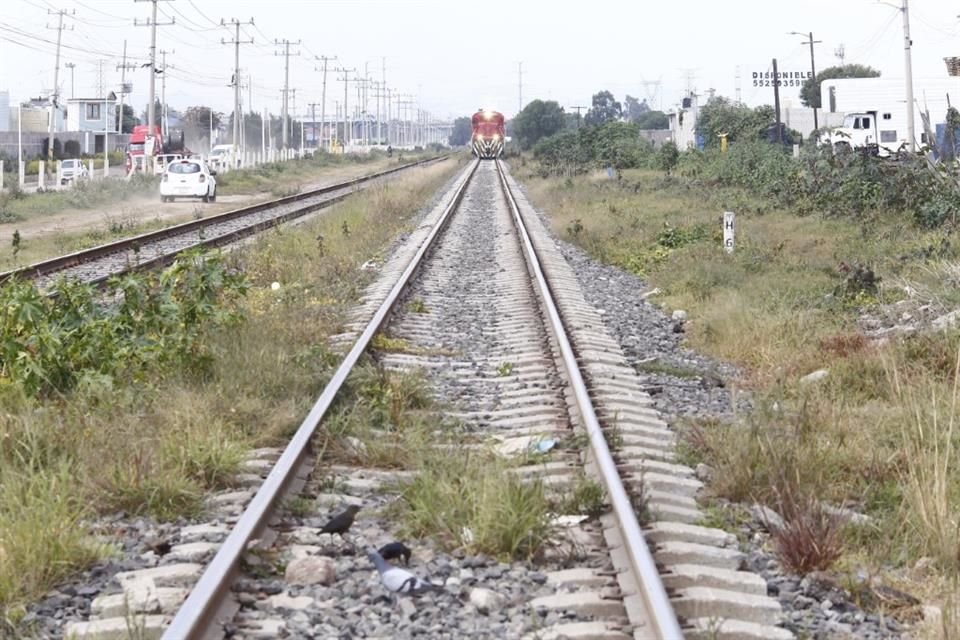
753, 78, 805, 87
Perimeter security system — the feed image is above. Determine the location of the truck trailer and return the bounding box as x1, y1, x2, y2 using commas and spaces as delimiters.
818, 76, 960, 157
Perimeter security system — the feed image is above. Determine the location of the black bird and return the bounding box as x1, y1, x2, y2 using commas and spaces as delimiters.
319, 504, 361, 539
378, 542, 412, 566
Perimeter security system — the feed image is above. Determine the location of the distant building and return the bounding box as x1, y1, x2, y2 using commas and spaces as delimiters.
0, 91, 8, 132
16, 105, 51, 133
66, 93, 118, 133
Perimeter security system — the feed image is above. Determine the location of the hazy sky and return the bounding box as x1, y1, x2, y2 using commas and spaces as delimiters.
2, 0, 960, 121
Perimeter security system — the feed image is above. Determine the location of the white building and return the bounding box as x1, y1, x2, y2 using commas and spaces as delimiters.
668, 93, 701, 150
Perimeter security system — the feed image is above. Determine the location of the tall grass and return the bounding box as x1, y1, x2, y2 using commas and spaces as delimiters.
895, 356, 960, 571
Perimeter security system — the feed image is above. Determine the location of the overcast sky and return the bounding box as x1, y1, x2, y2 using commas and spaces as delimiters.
2, 0, 960, 121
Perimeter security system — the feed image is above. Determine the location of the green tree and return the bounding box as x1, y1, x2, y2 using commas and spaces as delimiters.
696, 96, 775, 148
800, 64, 881, 109
624, 95, 650, 122
512, 99, 566, 149
182, 106, 223, 131
635, 110, 669, 129
585, 90, 622, 126
114, 104, 138, 133
657, 141, 679, 175
449, 117, 472, 146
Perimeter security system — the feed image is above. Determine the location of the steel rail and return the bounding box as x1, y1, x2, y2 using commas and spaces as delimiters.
495, 160, 684, 639
0, 155, 446, 286
161, 158, 480, 640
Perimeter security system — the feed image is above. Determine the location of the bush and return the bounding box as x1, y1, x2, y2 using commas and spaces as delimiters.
676, 141, 960, 228
533, 122, 656, 176
0, 249, 247, 396
63, 140, 80, 158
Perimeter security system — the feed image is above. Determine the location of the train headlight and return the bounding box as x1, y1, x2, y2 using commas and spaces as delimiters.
492, 134, 501, 141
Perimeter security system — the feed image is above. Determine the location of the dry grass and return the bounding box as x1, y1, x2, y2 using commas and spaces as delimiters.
0, 156, 463, 622
521, 164, 960, 607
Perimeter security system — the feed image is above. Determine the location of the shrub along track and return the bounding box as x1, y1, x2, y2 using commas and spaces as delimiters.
63, 160, 791, 640
0, 155, 446, 291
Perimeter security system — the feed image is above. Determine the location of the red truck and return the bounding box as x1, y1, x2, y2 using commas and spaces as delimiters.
125, 125, 192, 174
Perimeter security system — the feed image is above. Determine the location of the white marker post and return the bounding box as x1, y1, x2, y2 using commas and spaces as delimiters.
723, 211, 735, 254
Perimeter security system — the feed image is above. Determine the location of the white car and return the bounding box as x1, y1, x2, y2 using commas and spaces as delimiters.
160, 158, 217, 203
207, 144, 238, 171
60, 158, 89, 184
153, 153, 184, 175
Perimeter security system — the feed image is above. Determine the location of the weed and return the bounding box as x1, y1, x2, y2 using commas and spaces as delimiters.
407, 298, 428, 314
284, 496, 316, 518
396, 450, 554, 560
497, 361, 515, 377
371, 332, 411, 353
0, 464, 106, 617
767, 481, 845, 574
894, 356, 960, 572
557, 474, 606, 518
160, 418, 247, 490
97, 448, 203, 521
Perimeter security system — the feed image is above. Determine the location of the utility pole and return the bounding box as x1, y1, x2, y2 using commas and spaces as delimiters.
158, 48, 174, 139
569, 105, 587, 128
221, 17, 254, 156
290, 87, 298, 149
117, 40, 137, 137
95, 60, 105, 97
134, 0, 174, 169
362, 62, 369, 145
397, 95, 414, 146
275, 38, 301, 148
517, 61, 523, 113
336, 67, 355, 147
790, 31, 822, 131
314, 55, 335, 150
65, 62, 76, 99
308, 101, 321, 149
900, 0, 916, 152
381, 57, 387, 144
371, 80, 381, 144
385, 87, 393, 146
46, 7, 74, 166
772, 58, 783, 145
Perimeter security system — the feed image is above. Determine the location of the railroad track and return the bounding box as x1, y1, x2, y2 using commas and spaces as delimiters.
0, 155, 446, 291
64, 159, 792, 640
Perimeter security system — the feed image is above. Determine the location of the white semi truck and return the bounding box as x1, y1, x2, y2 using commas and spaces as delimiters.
818, 77, 960, 157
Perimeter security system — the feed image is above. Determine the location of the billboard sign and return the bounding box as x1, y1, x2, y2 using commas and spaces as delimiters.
752, 70, 813, 89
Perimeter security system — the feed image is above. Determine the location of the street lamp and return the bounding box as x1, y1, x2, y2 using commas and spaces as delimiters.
790, 31, 823, 131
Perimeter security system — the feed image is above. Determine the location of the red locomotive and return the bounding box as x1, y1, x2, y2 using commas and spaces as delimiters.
471, 109, 505, 159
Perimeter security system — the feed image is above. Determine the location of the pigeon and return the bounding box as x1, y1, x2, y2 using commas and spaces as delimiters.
366, 547, 433, 594
319, 504, 361, 539
378, 542, 412, 566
